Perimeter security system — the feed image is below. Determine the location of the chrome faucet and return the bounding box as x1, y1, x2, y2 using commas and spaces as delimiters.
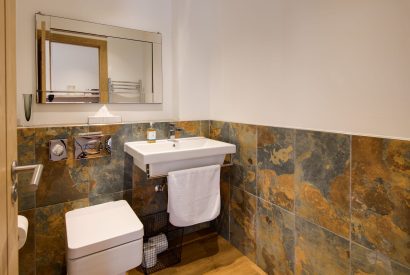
168, 123, 183, 140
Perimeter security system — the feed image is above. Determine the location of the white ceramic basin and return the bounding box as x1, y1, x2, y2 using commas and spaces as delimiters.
124, 137, 236, 177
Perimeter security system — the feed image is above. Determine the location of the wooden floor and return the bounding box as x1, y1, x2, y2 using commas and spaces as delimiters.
127, 234, 266, 275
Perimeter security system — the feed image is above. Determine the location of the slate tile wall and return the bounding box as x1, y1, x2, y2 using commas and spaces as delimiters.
17, 120, 209, 275
351, 137, 410, 267
210, 120, 410, 275
17, 119, 409, 275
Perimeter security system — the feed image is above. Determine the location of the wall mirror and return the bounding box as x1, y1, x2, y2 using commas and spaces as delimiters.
35, 13, 163, 104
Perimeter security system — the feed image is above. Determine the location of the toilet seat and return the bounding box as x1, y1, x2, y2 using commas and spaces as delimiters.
65, 200, 144, 275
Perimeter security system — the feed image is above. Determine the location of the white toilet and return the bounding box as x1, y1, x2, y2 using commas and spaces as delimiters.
65, 200, 144, 275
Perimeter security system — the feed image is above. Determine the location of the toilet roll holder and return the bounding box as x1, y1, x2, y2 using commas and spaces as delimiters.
11, 160, 44, 203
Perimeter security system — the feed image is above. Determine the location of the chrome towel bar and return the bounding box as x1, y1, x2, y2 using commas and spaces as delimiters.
146, 153, 234, 180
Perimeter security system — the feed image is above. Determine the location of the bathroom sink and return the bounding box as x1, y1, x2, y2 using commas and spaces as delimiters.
124, 137, 236, 177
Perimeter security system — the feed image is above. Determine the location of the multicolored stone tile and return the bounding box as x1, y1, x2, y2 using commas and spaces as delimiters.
210, 120, 233, 165
88, 124, 132, 196
131, 166, 167, 216
131, 122, 150, 141
257, 126, 295, 212
131, 163, 149, 188
351, 242, 410, 275
230, 123, 257, 195
351, 242, 378, 274
35, 126, 90, 207
88, 156, 128, 197
18, 128, 36, 165
18, 172, 36, 211
35, 160, 90, 207
256, 198, 294, 274
152, 122, 170, 140
351, 136, 410, 266
230, 186, 257, 263
213, 166, 231, 240
35, 198, 89, 274
389, 261, 410, 275
88, 124, 132, 158
131, 122, 170, 141
175, 121, 201, 138
89, 189, 132, 206
200, 120, 210, 138
17, 122, 410, 275
17, 128, 36, 211
35, 126, 89, 164
295, 130, 350, 238
295, 217, 350, 275
124, 153, 134, 188
132, 121, 186, 140
210, 120, 230, 142
18, 209, 36, 275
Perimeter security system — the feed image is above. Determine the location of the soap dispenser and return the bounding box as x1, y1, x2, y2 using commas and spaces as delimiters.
147, 122, 156, 143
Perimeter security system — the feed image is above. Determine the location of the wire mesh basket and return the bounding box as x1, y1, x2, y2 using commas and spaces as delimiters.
138, 211, 184, 274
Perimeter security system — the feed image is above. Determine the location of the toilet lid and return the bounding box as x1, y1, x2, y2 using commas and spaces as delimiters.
65, 200, 144, 260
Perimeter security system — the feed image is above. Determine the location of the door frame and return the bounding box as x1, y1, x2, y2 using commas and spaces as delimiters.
0, 0, 18, 274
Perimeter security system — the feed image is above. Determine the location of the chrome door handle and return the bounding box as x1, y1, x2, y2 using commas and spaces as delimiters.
11, 160, 44, 203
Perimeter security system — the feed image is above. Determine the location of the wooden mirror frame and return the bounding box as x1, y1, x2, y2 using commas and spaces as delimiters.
36, 21, 108, 103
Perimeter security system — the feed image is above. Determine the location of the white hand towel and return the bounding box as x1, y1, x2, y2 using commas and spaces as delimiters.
167, 165, 221, 227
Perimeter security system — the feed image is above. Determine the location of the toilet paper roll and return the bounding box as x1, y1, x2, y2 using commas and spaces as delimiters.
142, 242, 157, 268
18, 215, 29, 250
148, 233, 168, 254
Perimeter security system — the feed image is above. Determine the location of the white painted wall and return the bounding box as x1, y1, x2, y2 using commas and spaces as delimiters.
17, 0, 410, 139
176, 0, 410, 139
108, 38, 150, 86
172, 1, 213, 120
50, 43, 99, 92
108, 38, 152, 103
16, 0, 176, 126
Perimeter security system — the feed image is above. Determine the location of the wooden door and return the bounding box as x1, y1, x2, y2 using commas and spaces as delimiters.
0, 0, 18, 274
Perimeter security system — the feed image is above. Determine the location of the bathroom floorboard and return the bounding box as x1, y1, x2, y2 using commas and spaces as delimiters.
127, 235, 266, 275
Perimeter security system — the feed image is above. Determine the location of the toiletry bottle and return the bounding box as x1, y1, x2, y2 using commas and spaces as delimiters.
147, 122, 156, 143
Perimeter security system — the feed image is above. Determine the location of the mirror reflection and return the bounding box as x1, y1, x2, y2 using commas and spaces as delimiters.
47, 42, 101, 103
35, 13, 162, 104
108, 37, 153, 103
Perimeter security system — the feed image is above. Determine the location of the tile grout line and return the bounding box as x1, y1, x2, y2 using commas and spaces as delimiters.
226, 121, 232, 243
255, 125, 258, 199
349, 134, 352, 275
228, 169, 231, 242
34, 205, 37, 275
296, 212, 351, 242
254, 125, 258, 261
227, 124, 353, 269
293, 129, 297, 274
206, 119, 410, 142
34, 127, 37, 210
229, 122, 231, 242
208, 120, 210, 138
256, 192, 294, 217
33, 128, 37, 275
351, 240, 410, 271
25, 121, 409, 273
19, 121, 410, 142
252, 187, 351, 242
